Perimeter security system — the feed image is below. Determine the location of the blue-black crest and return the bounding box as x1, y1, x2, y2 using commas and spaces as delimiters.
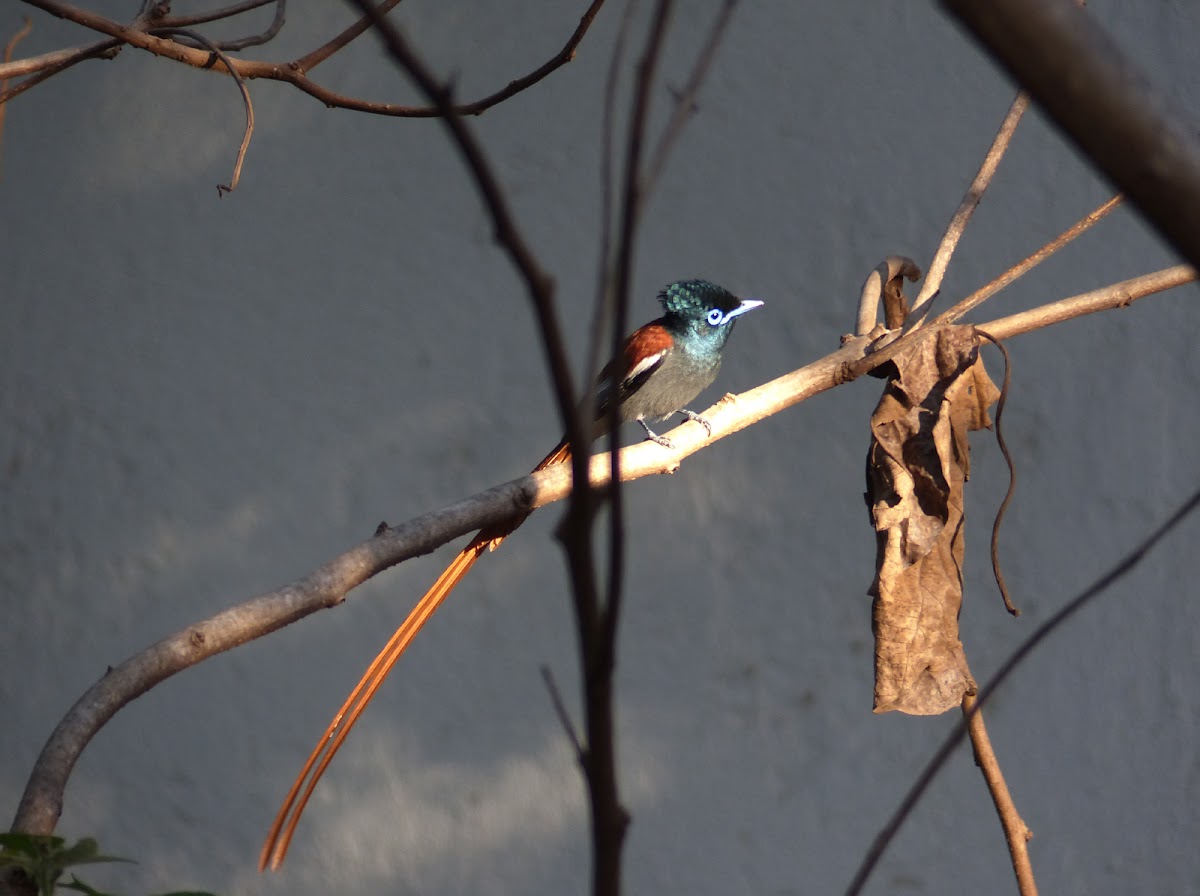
658, 280, 741, 318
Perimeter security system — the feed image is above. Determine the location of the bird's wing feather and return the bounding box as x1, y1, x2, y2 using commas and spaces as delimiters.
595, 323, 672, 419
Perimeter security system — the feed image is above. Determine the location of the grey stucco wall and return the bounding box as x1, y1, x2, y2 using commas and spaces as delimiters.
2, 3, 1198, 894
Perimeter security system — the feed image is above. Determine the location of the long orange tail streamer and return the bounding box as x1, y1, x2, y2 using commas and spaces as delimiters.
259, 441, 571, 871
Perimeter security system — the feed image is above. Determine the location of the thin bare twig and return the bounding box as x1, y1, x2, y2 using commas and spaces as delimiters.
906, 91, 1029, 327
933, 194, 1124, 326
585, 0, 637, 401
854, 256, 921, 336
603, 0, 674, 649
603, 4, 677, 892
0, 37, 122, 107
3, 16, 33, 68
641, 0, 738, 196
163, 0, 286, 52
845, 194, 1166, 383
963, 692, 1038, 896
449, 0, 608, 117
974, 330, 1018, 616
844, 485, 1200, 896
0, 37, 119, 79
540, 665, 585, 761
292, 0, 405, 73
154, 0, 276, 29
0, 15, 32, 173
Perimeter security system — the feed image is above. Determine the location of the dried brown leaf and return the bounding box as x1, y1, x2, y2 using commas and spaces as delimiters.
866, 326, 1001, 715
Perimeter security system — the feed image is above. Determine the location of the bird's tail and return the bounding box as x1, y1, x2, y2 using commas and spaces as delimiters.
259, 438, 573, 871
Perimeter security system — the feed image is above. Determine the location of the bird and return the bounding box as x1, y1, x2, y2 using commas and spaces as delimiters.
259, 279, 762, 870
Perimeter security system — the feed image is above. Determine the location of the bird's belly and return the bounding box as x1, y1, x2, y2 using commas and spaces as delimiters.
621, 361, 719, 422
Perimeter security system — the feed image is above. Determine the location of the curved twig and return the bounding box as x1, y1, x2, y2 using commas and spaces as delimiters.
855, 256, 922, 336
152, 0, 277, 28
3, 16, 32, 67
156, 0, 285, 51
10, 265, 1190, 838
148, 27, 254, 195
975, 329, 1018, 615
0, 15, 33, 168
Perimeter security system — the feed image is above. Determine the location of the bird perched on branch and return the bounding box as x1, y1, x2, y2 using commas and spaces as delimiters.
260, 279, 763, 870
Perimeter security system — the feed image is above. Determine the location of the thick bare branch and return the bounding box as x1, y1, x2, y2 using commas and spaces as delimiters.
943, 0, 1200, 274
11, 267, 1190, 837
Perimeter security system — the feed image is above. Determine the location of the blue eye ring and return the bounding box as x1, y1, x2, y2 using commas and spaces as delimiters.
706, 308, 724, 326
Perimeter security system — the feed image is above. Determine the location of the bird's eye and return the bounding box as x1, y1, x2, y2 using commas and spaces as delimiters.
706, 308, 725, 326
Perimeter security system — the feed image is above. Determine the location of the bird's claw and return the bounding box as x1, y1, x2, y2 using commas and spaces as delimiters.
639, 420, 675, 449
681, 408, 712, 436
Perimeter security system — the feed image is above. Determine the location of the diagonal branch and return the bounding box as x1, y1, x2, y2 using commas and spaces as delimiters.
933, 194, 1123, 326
291, 0, 405, 73
905, 91, 1029, 326
962, 693, 1037, 896
10, 265, 1191, 838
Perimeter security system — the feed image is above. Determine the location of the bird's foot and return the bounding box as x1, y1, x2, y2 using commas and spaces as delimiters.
680, 408, 713, 436
639, 420, 675, 449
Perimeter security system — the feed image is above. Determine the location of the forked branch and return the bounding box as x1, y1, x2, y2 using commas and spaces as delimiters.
3, 0, 607, 118
10, 262, 1192, 838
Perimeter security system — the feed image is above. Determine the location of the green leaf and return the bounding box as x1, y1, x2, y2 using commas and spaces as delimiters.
53, 837, 132, 867
0, 832, 67, 858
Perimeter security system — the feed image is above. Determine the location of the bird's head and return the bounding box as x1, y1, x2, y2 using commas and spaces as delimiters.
658, 279, 764, 351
